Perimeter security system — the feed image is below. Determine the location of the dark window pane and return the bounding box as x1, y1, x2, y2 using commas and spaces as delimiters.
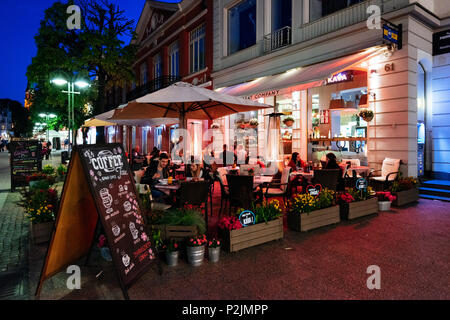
228, 0, 256, 54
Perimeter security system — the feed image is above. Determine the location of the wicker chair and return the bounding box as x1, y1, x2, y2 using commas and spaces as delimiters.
313, 169, 341, 191
264, 167, 292, 205
226, 174, 257, 215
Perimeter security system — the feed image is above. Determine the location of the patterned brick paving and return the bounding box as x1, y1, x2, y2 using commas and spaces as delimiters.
30, 186, 450, 300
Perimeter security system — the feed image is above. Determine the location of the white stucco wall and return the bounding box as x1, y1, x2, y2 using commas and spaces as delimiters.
432, 52, 450, 178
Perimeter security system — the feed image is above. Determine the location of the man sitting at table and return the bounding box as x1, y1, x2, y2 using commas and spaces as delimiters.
141, 152, 170, 201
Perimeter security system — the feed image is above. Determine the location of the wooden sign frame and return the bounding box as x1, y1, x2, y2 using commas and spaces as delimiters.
36, 144, 154, 300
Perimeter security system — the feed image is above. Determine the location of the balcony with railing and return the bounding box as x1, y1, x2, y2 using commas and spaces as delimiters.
126, 75, 181, 101
294, 0, 410, 44
264, 26, 292, 53
218, 0, 411, 71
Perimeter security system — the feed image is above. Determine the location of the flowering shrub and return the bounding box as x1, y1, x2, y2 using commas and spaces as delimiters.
42, 165, 55, 175
391, 176, 418, 192
345, 187, 374, 202
359, 109, 374, 122
218, 216, 242, 231
208, 238, 221, 248
19, 187, 58, 224
26, 172, 48, 183
338, 192, 355, 204
248, 167, 255, 175
187, 234, 207, 247
252, 199, 283, 224
163, 239, 179, 252
376, 191, 397, 202
290, 188, 335, 214
317, 188, 335, 208
57, 164, 67, 177
290, 193, 320, 214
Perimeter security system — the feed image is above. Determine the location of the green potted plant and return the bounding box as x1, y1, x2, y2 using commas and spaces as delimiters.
390, 176, 419, 206
338, 187, 378, 220
186, 234, 207, 266
153, 208, 206, 240
249, 118, 258, 129
56, 164, 68, 182
218, 199, 283, 252
163, 239, 179, 266
27, 172, 50, 189
208, 238, 221, 263
359, 109, 374, 122
288, 188, 340, 232
376, 191, 397, 211
19, 188, 58, 244
283, 116, 295, 127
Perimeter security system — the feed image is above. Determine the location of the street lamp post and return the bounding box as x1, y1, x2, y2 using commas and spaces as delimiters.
38, 113, 56, 142
51, 77, 89, 151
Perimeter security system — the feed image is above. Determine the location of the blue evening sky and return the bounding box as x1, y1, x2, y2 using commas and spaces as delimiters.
0, 0, 182, 104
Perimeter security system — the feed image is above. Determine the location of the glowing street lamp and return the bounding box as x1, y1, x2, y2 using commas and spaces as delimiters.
38, 113, 57, 142
51, 76, 90, 149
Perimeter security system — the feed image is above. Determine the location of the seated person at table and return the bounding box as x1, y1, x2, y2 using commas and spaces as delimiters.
256, 156, 266, 169
287, 152, 305, 170
323, 153, 345, 190
287, 152, 306, 193
186, 163, 204, 180
141, 152, 170, 200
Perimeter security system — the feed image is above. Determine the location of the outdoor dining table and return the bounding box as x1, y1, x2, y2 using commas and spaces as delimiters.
290, 171, 314, 182
253, 175, 273, 188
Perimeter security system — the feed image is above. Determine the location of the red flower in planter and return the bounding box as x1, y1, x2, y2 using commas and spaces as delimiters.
338, 193, 355, 204
376, 191, 397, 202
218, 216, 242, 231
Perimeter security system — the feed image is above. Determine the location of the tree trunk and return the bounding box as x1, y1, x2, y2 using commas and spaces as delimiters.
95, 70, 107, 144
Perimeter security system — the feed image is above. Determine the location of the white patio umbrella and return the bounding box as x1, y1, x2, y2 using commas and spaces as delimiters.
84, 106, 179, 127
109, 82, 270, 129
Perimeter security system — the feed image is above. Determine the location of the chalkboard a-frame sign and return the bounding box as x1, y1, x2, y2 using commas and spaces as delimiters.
36, 144, 154, 300
10, 140, 42, 191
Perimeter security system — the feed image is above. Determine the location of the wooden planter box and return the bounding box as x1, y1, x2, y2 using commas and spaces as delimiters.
340, 197, 378, 220
219, 218, 283, 253
30, 221, 54, 245
392, 188, 419, 207
288, 206, 340, 232
151, 224, 198, 241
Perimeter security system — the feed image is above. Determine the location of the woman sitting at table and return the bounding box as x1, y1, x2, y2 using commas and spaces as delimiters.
186, 163, 204, 180
287, 152, 305, 170
324, 153, 345, 190
287, 152, 306, 194
141, 152, 170, 200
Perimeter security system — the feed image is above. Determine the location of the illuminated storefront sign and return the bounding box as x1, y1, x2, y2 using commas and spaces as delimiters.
326, 71, 353, 85
243, 89, 280, 100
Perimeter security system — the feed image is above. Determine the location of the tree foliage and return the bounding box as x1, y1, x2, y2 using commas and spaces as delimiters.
26, 0, 136, 131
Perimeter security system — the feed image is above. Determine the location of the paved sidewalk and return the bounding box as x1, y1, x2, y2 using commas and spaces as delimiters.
30, 196, 450, 300
0, 151, 31, 299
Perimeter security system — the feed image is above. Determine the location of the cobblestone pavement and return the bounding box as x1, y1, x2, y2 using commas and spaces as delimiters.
0, 151, 30, 299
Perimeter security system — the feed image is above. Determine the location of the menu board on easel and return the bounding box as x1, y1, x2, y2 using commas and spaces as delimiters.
36, 143, 154, 300
10, 140, 42, 191
77, 143, 155, 292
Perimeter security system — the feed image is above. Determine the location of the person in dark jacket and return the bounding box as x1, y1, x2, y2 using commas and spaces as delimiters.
324, 153, 345, 190
141, 152, 170, 200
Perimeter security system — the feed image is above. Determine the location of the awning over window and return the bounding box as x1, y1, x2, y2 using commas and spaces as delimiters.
216, 47, 385, 99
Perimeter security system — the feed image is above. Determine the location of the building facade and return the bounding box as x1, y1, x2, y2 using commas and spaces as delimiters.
211, 0, 450, 179
104, 0, 215, 157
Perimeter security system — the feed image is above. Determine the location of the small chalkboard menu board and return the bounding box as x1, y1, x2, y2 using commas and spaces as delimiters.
10, 140, 42, 191
37, 143, 154, 300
